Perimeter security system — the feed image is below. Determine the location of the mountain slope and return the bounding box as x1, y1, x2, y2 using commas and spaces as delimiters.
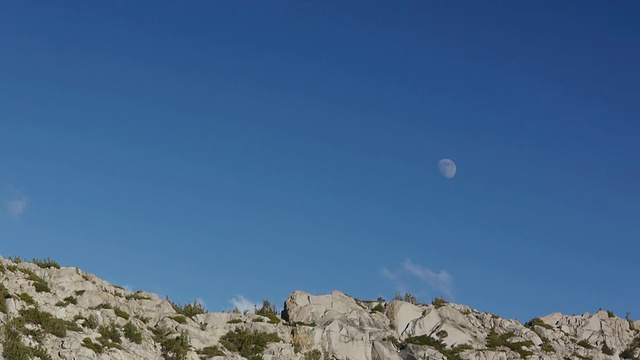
1, 256, 639, 360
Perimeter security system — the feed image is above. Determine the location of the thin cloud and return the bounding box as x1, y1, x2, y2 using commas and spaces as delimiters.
230, 295, 258, 313
403, 259, 454, 299
195, 297, 207, 309
4, 196, 28, 217
381, 267, 399, 280
382, 259, 454, 300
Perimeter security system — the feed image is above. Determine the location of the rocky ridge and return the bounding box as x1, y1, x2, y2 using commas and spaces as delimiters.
1, 256, 639, 360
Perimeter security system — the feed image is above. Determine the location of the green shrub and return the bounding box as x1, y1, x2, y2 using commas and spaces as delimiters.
620, 335, 640, 359
261, 312, 280, 324
114, 306, 130, 320
18, 268, 51, 293
126, 293, 150, 300
541, 342, 555, 352
93, 302, 112, 310
75, 289, 86, 296
172, 315, 187, 324
602, 340, 614, 355
485, 330, 534, 358
153, 327, 191, 360
304, 349, 323, 360
2, 321, 32, 360
525, 317, 553, 330
197, 345, 225, 357
404, 334, 471, 360
432, 297, 448, 309
32, 257, 60, 269
82, 337, 104, 354
124, 322, 143, 344
56, 295, 77, 307
19, 307, 69, 337
0, 283, 9, 313
172, 299, 206, 318
98, 322, 122, 345
256, 300, 277, 315
371, 303, 385, 313
577, 339, 593, 349
30, 345, 52, 360
220, 327, 281, 360
84, 314, 99, 329
227, 318, 243, 324
18, 292, 35, 305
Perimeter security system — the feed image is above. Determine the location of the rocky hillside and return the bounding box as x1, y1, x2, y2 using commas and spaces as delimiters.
1, 256, 639, 360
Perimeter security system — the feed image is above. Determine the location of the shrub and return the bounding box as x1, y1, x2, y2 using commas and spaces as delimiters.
525, 317, 553, 330
220, 327, 281, 360
371, 303, 385, 313
620, 335, 640, 359
75, 289, 86, 296
126, 293, 150, 300
2, 320, 32, 360
260, 312, 280, 324
84, 314, 99, 329
607, 310, 615, 318
114, 306, 130, 320
577, 339, 593, 349
124, 322, 143, 344
227, 318, 243, 324
404, 334, 471, 360
31, 345, 52, 360
172, 299, 206, 318
304, 349, 323, 360
56, 295, 78, 307
32, 257, 60, 269
93, 302, 112, 310
18, 293, 35, 305
172, 315, 187, 324
602, 340, 614, 355
98, 322, 122, 344
541, 343, 555, 352
0, 283, 9, 313
485, 330, 534, 358
197, 345, 225, 357
17, 268, 50, 292
82, 337, 104, 354
19, 307, 69, 337
432, 297, 448, 309
153, 327, 191, 360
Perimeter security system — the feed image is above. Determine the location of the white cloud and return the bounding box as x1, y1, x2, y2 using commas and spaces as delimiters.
4, 196, 28, 217
402, 259, 454, 299
195, 297, 207, 309
230, 295, 258, 313
381, 267, 398, 280
382, 259, 454, 300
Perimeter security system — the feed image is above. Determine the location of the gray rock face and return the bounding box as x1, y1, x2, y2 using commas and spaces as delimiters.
1, 255, 639, 360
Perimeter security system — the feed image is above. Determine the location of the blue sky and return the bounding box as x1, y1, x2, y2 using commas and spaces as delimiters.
1, 1, 638, 321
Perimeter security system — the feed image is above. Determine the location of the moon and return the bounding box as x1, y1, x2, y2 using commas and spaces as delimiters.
438, 159, 456, 179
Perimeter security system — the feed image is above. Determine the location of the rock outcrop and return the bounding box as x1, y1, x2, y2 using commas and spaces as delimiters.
1, 255, 639, 360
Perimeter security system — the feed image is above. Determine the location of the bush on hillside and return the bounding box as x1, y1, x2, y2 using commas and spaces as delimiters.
220, 327, 281, 360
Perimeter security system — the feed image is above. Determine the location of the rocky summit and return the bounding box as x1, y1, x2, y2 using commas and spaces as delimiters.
0, 256, 639, 360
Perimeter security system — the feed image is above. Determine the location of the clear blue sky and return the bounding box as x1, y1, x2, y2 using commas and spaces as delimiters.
1, 1, 638, 321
